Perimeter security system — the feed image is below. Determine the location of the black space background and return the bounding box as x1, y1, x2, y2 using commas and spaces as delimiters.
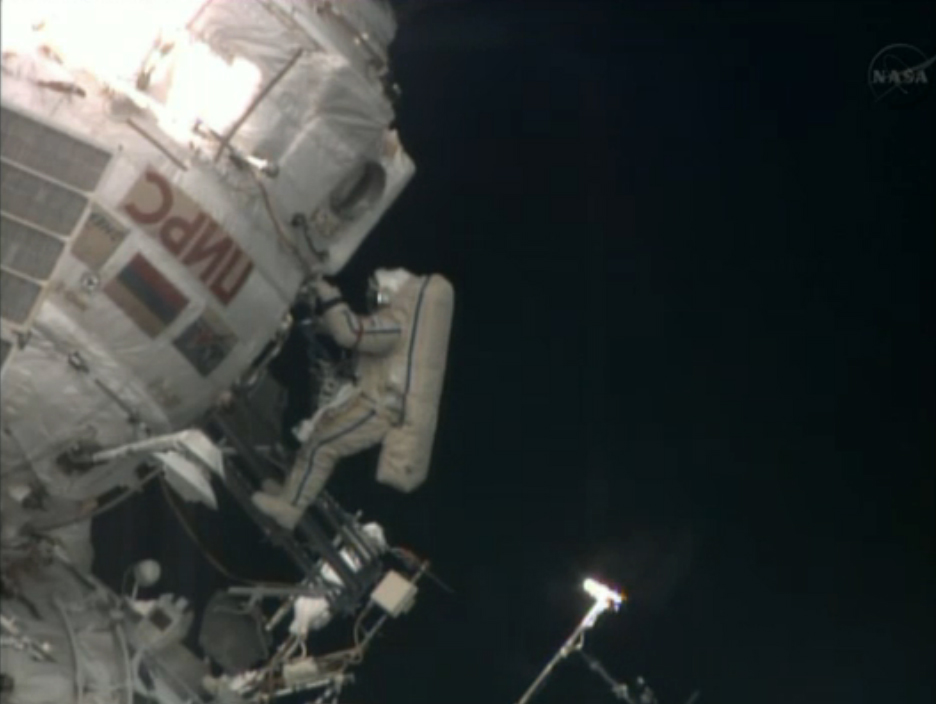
95, 2, 935, 703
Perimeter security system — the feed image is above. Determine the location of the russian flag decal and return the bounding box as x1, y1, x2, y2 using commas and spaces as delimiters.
104, 254, 188, 337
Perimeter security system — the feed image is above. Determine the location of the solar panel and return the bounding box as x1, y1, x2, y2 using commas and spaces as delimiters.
0, 161, 88, 236
0, 106, 111, 192
1, 215, 65, 279
0, 270, 42, 324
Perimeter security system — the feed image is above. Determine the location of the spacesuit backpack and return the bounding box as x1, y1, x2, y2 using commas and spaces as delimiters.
375, 273, 454, 492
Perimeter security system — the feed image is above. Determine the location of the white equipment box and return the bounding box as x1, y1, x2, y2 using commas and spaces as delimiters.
370, 571, 418, 617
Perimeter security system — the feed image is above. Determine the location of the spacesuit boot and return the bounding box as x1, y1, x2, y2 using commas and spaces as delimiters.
266, 398, 394, 529
250, 440, 329, 530
260, 479, 283, 494
251, 491, 304, 531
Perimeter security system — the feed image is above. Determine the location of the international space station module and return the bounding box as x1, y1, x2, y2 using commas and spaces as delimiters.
0, 2, 446, 703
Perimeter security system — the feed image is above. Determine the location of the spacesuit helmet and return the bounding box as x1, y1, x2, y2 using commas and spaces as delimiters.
366, 268, 411, 310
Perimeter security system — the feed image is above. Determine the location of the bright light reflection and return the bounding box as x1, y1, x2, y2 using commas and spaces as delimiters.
583, 577, 624, 607
164, 41, 263, 136
0, 1, 45, 52
1, 0, 263, 143
8, 0, 201, 81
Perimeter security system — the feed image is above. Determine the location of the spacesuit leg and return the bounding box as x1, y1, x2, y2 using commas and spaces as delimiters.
286, 399, 392, 508
252, 399, 391, 530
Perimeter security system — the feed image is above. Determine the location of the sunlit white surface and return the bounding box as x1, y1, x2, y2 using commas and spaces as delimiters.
584, 577, 624, 607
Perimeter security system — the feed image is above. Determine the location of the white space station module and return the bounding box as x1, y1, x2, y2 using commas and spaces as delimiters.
0, 2, 453, 703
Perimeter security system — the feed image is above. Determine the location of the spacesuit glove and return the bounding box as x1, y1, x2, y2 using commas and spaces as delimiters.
313, 277, 342, 303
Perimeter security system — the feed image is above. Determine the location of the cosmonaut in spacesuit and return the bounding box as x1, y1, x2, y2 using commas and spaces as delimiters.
252, 268, 454, 531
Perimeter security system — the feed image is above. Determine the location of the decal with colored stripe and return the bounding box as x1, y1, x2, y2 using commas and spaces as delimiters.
173, 308, 238, 377
104, 254, 188, 337
119, 169, 254, 306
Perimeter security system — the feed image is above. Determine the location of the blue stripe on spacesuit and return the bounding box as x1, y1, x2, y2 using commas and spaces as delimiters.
342, 309, 401, 335
401, 276, 433, 421
291, 409, 378, 504
342, 310, 361, 335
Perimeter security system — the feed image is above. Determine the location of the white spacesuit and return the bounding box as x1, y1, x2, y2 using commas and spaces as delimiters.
252, 268, 454, 530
